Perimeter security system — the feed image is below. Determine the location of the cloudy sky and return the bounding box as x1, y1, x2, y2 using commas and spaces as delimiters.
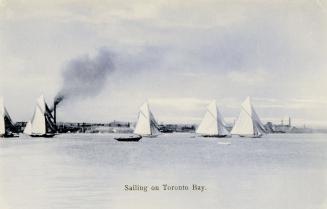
0, 0, 326, 127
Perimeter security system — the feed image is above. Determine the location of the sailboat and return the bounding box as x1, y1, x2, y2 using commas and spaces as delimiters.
231, 97, 266, 138
24, 95, 56, 137
196, 100, 230, 137
0, 98, 17, 137
134, 102, 161, 137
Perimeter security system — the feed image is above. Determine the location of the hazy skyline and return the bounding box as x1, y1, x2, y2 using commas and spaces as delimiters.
0, 0, 326, 127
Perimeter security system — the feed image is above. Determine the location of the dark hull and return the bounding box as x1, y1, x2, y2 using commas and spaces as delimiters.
239, 135, 262, 138
140, 134, 158, 138
30, 133, 55, 138
114, 136, 142, 142
201, 135, 229, 138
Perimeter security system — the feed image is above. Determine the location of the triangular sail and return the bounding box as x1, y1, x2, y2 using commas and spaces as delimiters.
24, 95, 56, 136
231, 97, 266, 137
251, 108, 266, 134
216, 109, 230, 136
23, 121, 32, 135
31, 99, 46, 134
0, 98, 15, 136
196, 100, 230, 136
134, 102, 160, 136
0, 98, 6, 135
134, 103, 151, 135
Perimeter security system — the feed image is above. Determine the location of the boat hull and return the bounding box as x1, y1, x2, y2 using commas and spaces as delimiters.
136, 134, 159, 138
239, 134, 262, 138
114, 135, 142, 142
30, 133, 55, 138
143, 135, 158, 138
200, 135, 230, 138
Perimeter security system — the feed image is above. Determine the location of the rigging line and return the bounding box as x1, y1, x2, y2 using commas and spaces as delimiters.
240, 104, 254, 119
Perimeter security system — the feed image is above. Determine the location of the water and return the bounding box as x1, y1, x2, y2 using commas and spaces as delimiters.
1, 133, 326, 209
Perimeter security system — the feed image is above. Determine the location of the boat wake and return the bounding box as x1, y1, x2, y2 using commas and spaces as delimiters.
217, 142, 231, 145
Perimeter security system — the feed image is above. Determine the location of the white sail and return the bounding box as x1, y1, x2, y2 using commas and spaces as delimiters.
0, 97, 14, 136
0, 98, 6, 135
134, 102, 160, 136
217, 108, 230, 136
23, 121, 32, 135
24, 95, 56, 136
196, 100, 230, 136
231, 97, 266, 137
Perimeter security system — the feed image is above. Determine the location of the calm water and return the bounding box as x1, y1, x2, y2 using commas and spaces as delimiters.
1, 133, 327, 209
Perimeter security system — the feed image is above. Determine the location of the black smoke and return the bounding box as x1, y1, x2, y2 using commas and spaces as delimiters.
54, 48, 115, 106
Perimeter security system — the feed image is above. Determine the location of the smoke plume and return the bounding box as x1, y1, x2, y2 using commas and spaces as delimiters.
54, 48, 114, 106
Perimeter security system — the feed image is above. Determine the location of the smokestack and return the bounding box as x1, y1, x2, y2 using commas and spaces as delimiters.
54, 101, 57, 125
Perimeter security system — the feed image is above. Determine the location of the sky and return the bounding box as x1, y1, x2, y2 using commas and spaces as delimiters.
0, 0, 326, 127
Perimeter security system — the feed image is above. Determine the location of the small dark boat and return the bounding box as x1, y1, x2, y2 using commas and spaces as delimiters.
30, 133, 55, 138
114, 135, 142, 142
201, 135, 229, 138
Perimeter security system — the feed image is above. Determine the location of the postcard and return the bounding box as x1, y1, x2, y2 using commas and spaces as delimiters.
0, 1, 326, 209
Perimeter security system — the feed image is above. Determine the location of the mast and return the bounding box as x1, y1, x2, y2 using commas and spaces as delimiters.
54, 101, 57, 125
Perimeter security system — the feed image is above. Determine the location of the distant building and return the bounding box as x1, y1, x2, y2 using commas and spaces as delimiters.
158, 124, 195, 133
264, 117, 313, 134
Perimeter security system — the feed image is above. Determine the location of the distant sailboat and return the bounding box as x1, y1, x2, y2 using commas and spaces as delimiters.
24, 95, 56, 137
231, 97, 266, 138
134, 102, 161, 137
0, 98, 16, 137
196, 100, 230, 137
